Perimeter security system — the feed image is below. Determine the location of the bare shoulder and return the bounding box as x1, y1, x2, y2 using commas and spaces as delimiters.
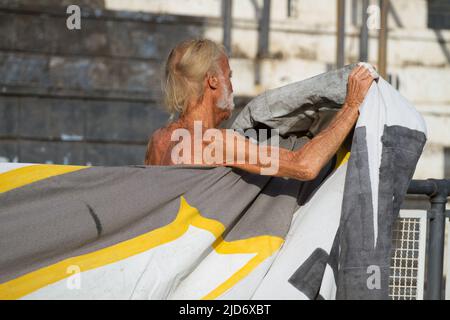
150, 127, 169, 145
144, 125, 176, 165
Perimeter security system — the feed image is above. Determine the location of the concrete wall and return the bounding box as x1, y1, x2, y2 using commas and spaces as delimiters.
0, 1, 207, 165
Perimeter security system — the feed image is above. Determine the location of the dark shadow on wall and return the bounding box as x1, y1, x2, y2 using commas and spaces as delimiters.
433, 30, 450, 65
427, 0, 450, 30
388, 1, 404, 28
445, 147, 450, 178
0, 1, 220, 166
427, 0, 450, 64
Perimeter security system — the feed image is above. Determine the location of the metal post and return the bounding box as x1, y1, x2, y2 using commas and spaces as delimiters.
336, 0, 346, 68
378, 0, 389, 78
426, 180, 448, 300
359, 0, 369, 62
257, 0, 271, 58
407, 179, 450, 300
222, 0, 232, 55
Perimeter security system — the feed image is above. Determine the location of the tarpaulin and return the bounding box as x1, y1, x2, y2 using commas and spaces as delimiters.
0, 66, 426, 299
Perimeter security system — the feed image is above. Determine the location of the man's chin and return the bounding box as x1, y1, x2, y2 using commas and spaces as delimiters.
225, 108, 235, 121
223, 109, 232, 120
215, 101, 233, 121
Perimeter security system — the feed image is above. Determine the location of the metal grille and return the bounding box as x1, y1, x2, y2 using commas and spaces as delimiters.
389, 212, 426, 300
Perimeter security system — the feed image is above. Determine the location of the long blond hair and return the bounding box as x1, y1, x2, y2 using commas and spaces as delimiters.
163, 39, 226, 116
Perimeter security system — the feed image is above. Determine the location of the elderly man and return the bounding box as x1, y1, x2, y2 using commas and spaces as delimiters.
145, 39, 375, 181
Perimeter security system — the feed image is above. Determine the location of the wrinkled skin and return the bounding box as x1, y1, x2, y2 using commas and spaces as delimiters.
145, 55, 374, 181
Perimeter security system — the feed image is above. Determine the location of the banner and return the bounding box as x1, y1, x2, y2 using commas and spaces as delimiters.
0, 68, 426, 299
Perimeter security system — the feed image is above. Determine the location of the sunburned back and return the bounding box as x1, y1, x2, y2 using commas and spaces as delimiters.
144, 125, 178, 165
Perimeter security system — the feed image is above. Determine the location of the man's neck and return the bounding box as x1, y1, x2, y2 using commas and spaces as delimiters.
179, 97, 218, 130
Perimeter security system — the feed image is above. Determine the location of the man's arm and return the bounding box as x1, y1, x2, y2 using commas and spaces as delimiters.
215, 65, 375, 180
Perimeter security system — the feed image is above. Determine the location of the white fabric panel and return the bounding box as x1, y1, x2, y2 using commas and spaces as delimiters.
0, 163, 35, 174
251, 164, 347, 299
22, 225, 217, 300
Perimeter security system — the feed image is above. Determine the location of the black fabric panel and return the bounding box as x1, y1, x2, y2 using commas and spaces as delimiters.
336, 125, 426, 300
288, 248, 329, 300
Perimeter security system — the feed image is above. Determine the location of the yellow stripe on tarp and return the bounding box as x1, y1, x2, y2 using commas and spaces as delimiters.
203, 149, 351, 300
0, 164, 88, 194
0, 159, 346, 300
0, 196, 217, 299
202, 235, 283, 300
335, 148, 350, 170
1, 196, 274, 300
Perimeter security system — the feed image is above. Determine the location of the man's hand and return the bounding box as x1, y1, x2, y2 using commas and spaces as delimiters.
345, 65, 376, 111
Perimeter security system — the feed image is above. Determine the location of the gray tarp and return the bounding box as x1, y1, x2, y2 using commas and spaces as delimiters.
0, 65, 426, 300
232, 65, 354, 137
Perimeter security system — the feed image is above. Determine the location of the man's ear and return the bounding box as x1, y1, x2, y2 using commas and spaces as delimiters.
207, 73, 219, 90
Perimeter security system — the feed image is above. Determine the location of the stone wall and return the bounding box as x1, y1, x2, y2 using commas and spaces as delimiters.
0, 1, 211, 165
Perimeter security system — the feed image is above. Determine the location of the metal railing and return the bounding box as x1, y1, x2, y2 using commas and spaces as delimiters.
407, 179, 450, 300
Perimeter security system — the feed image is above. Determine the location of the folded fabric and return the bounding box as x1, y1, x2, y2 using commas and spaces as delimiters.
0, 67, 426, 300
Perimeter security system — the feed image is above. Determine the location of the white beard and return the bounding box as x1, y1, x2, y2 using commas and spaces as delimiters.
217, 83, 235, 111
